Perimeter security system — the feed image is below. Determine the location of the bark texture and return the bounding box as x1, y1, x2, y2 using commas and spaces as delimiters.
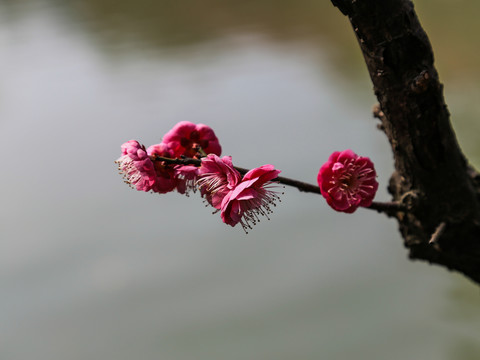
331, 0, 480, 284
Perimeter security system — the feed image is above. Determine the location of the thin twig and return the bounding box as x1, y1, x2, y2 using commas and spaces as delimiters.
154, 156, 201, 166
366, 201, 407, 214
233, 165, 321, 194
153, 155, 406, 214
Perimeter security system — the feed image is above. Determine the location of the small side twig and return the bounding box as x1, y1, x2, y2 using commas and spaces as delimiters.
372, 103, 387, 131
429, 221, 446, 245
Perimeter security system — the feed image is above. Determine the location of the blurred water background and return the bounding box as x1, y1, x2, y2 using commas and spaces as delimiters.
1, 1, 480, 359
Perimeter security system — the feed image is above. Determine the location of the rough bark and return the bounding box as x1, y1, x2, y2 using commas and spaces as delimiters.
331, 0, 480, 284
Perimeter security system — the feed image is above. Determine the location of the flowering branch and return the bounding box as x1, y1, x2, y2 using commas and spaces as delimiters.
115, 0, 480, 284
152, 155, 406, 215
154, 155, 321, 193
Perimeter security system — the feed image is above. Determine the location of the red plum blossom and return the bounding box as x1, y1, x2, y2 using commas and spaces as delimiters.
220, 165, 281, 232
174, 165, 199, 195
162, 121, 222, 158
115, 122, 287, 232
196, 154, 242, 209
317, 149, 378, 213
116, 140, 157, 192
146, 143, 179, 194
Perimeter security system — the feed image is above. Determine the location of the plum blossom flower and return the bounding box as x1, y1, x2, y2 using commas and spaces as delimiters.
196, 154, 242, 209
147, 143, 200, 195
220, 165, 281, 232
146, 143, 178, 194
317, 149, 378, 213
174, 165, 199, 195
162, 121, 222, 158
116, 140, 157, 192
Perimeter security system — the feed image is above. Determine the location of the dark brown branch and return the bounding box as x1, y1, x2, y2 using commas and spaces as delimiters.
154, 156, 202, 166
153, 155, 330, 194
331, 0, 480, 284
367, 201, 406, 215
238, 166, 323, 194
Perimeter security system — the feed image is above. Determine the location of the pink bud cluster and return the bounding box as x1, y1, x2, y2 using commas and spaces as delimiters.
116, 122, 281, 231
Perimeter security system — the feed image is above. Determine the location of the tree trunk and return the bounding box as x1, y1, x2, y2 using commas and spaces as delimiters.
331, 0, 480, 284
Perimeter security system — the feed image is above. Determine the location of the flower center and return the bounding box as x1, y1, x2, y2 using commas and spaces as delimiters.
334, 161, 358, 188
180, 131, 210, 156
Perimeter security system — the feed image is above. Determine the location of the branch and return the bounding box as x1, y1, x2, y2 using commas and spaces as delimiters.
154, 155, 405, 214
